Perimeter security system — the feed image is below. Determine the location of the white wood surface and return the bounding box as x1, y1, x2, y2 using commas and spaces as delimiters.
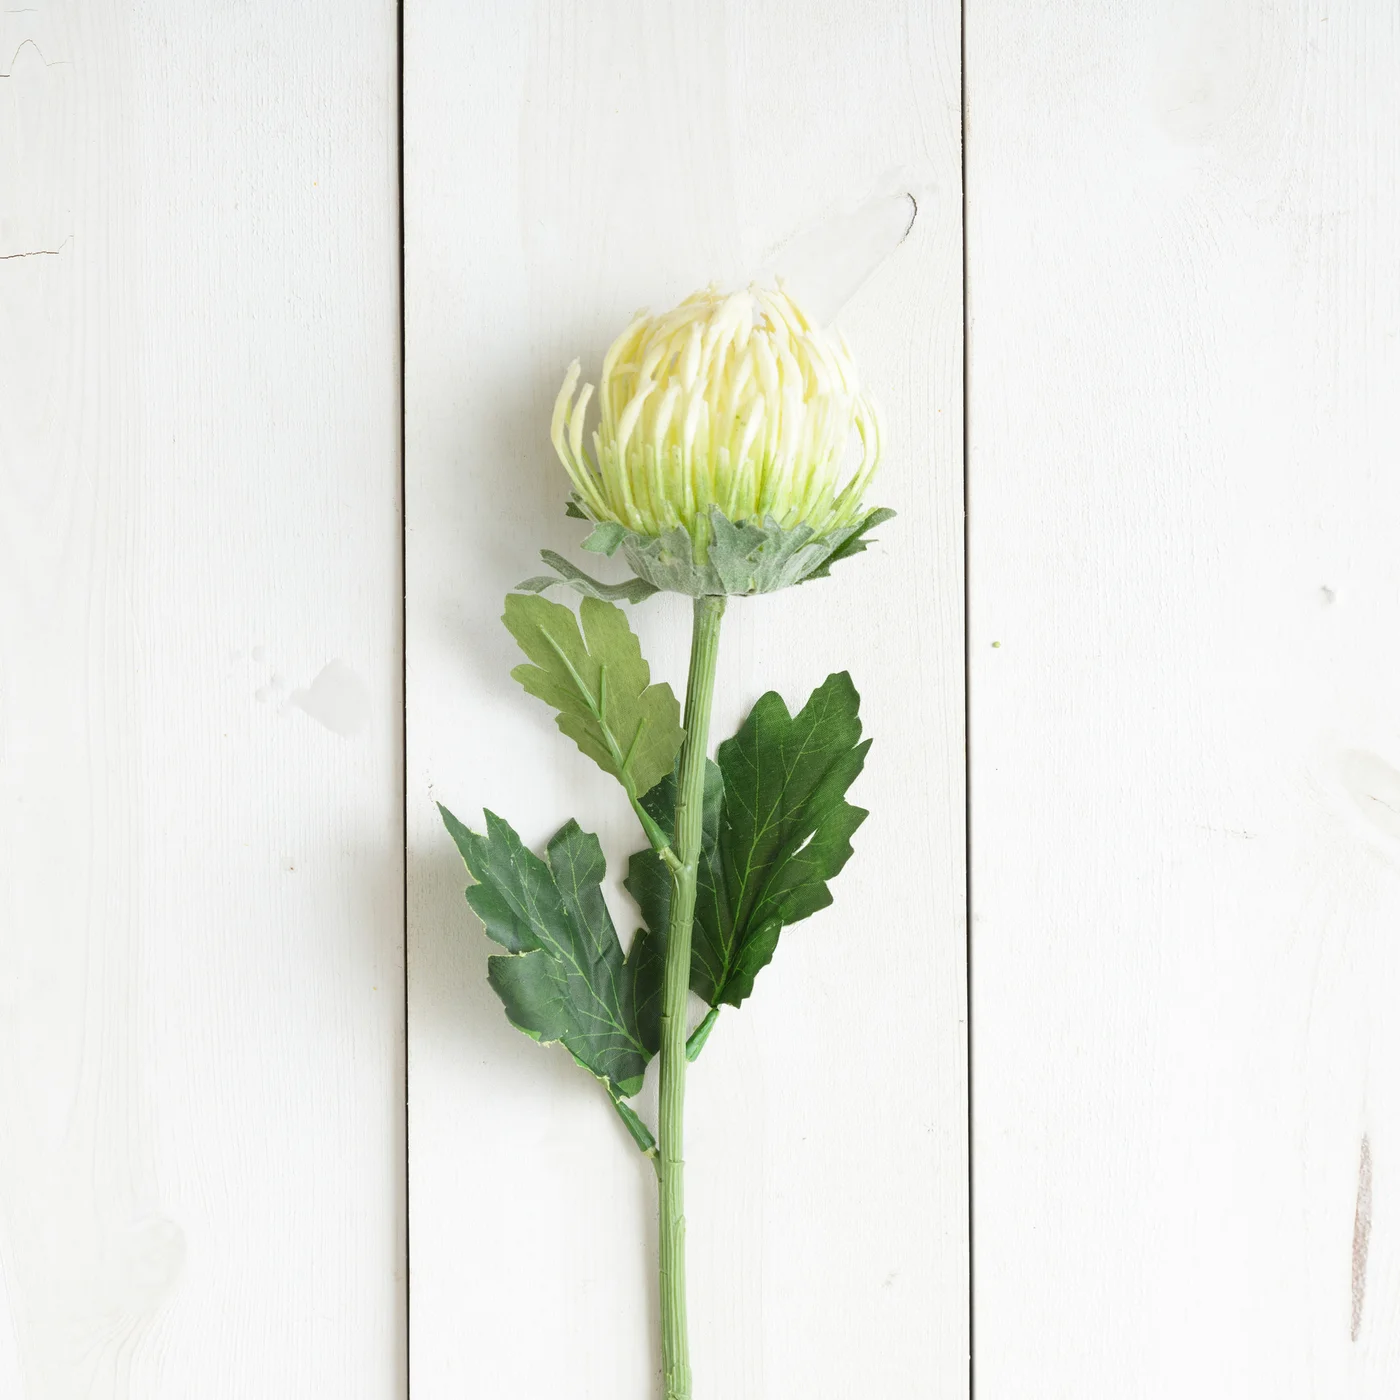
19, 3, 1391, 1390
405, 3, 966, 1396
0, 5, 403, 1396
969, 3, 1400, 1394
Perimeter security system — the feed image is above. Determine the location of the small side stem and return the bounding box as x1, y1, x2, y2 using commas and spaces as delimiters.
630, 793, 680, 869
608, 1085, 659, 1163
685, 1006, 720, 1062
657, 593, 726, 1400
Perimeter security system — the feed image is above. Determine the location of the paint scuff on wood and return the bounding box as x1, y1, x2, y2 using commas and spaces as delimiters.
1351, 1134, 1372, 1342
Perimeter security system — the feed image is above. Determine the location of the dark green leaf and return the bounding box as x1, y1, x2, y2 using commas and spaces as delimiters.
624, 920, 665, 1059
626, 672, 870, 1015
439, 803, 658, 1096
503, 593, 683, 799
717, 671, 870, 956
623, 759, 725, 1001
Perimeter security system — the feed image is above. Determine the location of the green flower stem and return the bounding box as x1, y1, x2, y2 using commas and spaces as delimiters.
658, 593, 726, 1400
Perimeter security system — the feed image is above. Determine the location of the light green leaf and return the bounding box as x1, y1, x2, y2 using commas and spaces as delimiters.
625, 672, 870, 1015
503, 593, 684, 800
516, 549, 659, 605
439, 803, 660, 1097
581, 521, 630, 555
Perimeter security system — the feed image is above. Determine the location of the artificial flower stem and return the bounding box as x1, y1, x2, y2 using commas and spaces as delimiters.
658, 592, 726, 1400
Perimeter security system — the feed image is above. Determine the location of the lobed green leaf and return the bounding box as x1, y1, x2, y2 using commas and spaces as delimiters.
625, 671, 870, 1015
503, 593, 683, 799
439, 803, 661, 1097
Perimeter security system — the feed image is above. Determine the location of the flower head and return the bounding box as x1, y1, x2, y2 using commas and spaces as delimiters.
551, 285, 882, 543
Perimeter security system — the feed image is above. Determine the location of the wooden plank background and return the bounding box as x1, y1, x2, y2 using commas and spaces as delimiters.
968, 2, 1400, 1394
404, 3, 966, 1397
0, 4, 404, 1396
8, 1, 1398, 1394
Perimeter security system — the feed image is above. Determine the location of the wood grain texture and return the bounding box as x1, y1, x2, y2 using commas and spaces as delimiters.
0, 5, 403, 1395
968, 2, 1400, 1393
404, 3, 965, 1396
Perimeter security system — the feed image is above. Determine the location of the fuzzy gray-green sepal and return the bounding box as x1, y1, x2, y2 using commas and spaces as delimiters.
517, 549, 659, 605
798, 507, 897, 580
580, 521, 630, 555
615, 505, 895, 597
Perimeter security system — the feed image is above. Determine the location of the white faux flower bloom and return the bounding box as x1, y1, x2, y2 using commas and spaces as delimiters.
551, 284, 882, 542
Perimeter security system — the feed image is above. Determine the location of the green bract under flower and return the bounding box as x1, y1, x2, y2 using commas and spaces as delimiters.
551, 285, 886, 578
520, 501, 896, 600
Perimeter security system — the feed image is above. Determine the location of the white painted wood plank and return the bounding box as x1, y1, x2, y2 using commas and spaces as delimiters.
968, 3, 1400, 1393
0, 6, 403, 1396
405, 3, 966, 1396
